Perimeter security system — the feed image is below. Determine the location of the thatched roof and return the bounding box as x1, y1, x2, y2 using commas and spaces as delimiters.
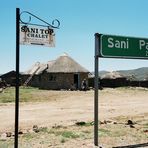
47, 60, 55, 69
23, 53, 89, 75
23, 62, 47, 75
46, 53, 89, 73
101, 71, 125, 79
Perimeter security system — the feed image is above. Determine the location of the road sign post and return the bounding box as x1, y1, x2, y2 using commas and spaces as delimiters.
94, 33, 148, 147
15, 8, 60, 148
15, 8, 20, 148
94, 33, 100, 146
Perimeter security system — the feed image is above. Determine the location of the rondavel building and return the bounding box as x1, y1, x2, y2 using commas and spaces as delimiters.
22, 53, 90, 90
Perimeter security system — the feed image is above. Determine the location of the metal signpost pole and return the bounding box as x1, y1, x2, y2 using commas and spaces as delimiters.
15, 8, 20, 148
15, 9, 60, 148
94, 33, 148, 147
94, 33, 99, 146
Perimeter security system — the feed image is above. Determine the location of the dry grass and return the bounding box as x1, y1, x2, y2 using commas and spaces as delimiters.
0, 87, 148, 147
0, 116, 148, 147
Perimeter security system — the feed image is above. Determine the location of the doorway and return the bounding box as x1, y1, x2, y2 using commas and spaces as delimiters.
74, 74, 80, 89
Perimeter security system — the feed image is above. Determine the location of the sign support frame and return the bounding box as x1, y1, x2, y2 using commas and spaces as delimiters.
94, 32, 148, 147
15, 8, 20, 148
94, 33, 100, 146
15, 8, 60, 148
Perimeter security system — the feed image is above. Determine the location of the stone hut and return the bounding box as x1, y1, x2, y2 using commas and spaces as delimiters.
22, 53, 89, 90
125, 75, 140, 87
100, 71, 127, 88
0, 70, 21, 86
39, 53, 89, 90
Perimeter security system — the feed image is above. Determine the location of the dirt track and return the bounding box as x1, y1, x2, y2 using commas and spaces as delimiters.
0, 88, 148, 133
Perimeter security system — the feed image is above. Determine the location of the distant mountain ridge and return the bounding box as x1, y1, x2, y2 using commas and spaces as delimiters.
117, 67, 148, 81
92, 67, 148, 81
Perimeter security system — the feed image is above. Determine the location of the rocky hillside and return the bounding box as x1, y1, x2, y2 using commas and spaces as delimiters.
91, 67, 148, 81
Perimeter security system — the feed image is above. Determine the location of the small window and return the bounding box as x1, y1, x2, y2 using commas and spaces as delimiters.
49, 75, 56, 81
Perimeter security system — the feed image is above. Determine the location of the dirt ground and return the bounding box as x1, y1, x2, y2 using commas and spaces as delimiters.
0, 87, 148, 147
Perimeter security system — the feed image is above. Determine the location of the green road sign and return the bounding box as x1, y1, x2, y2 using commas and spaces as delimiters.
100, 34, 148, 59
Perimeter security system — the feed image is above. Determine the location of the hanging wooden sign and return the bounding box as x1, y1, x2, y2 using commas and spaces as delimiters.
20, 24, 55, 47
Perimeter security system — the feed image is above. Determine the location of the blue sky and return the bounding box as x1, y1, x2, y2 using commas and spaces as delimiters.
1, 0, 148, 74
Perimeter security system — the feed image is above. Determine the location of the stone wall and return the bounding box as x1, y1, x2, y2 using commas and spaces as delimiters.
40, 72, 88, 90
